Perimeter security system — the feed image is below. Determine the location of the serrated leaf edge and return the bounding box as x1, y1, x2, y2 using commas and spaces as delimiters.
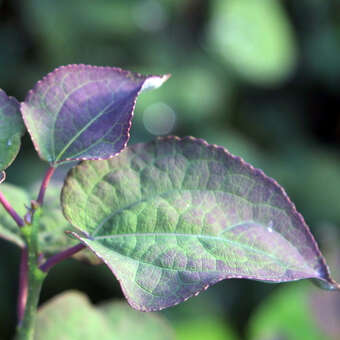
21, 64, 169, 166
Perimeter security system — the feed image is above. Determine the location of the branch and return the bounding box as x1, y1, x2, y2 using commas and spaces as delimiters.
0, 190, 24, 226
39, 243, 86, 272
17, 247, 28, 324
37, 167, 56, 205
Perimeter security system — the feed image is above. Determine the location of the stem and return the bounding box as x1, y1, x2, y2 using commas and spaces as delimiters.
15, 208, 47, 340
0, 191, 24, 226
17, 247, 29, 323
37, 167, 55, 205
39, 243, 85, 272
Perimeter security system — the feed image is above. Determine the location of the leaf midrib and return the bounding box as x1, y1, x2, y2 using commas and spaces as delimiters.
94, 231, 298, 268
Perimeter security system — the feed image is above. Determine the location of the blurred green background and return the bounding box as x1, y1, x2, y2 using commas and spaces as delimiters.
1, 0, 340, 339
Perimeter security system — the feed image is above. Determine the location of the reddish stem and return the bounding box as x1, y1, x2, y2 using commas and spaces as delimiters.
39, 243, 85, 272
17, 247, 28, 324
37, 167, 56, 205
0, 191, 24, 227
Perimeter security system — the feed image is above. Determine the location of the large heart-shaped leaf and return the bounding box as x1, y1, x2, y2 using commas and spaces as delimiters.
21, 64, 169, 166
62, 137, 339, 311
35, 291, 175, 340
0, 89, 25, 171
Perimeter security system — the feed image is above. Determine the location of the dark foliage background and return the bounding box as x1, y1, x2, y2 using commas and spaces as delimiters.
0, 1, 340, 339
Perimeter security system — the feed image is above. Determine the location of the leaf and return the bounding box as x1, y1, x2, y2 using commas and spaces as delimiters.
21, 64, 169, 166
248, 284, 330, 340
35, 291, 175, 340
31, 181, 98, 262
99, 301, 175, 340
0, 171, 5, 184
35, 291, 113, 340
0, 182, 74, 250
163, 289, 239, 340
208, 0, 297, 85
31, 181, 78, 255
0, 183, 28, 247
61, 137, 339, 311
0, 89, 25, 171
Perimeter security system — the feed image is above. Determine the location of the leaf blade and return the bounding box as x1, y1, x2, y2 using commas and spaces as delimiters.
21, 64, 169, 165
62, 137, 339, 311
0, 89, 25, 171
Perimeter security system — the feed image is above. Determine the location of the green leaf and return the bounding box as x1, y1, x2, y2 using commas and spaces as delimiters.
248, 284, 331, 340
31, 181, 77, 255
0, 182, 74, 251
0, 183, 28, 247
32, 181, 98, 262
0, 89, 25, 171
62, 137, 338, 311
99, 302, 175, 340
163, 289, 239, 340
208, 0, 297, 85
35, 291, 175, 340
35, 291, 113, 340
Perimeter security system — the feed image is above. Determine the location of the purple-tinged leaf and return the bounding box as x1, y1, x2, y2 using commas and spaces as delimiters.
0, 89, 25, 171
61, 137, 339, 311
21, 65, 169, 166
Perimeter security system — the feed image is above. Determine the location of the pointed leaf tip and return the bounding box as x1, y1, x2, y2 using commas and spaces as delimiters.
21, 64, 169, 166
62, 136, 339, 311
0, 89, 25, 171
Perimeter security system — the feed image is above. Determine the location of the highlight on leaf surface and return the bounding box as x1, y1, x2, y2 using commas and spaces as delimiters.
61, 136, 339, 311
21, 64, 169, 166
0, 89, 25, 171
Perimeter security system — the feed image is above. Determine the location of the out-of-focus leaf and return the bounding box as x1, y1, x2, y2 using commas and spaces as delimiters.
0, 180, 96, 262
308, 226, 340, 340
163, 290, 239, 340
30, 181, 99, 263
208, 0, 297, 85
0, 89, 25, 171
62, 137, 338, 312
35, 291, 175, 340
99, 301, 175, 340
35, 291, 114, 340
21, 64, 169, 166
31, 181, 78, 256
248, 284, 331, 340
0, 183, 28, 247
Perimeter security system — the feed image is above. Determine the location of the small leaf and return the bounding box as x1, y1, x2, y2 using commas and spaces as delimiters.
0, 89, 25, 171
62, 137, 339, 311
0, 183, 28, 247
21, 64, 169, 166
35, 291, 175, 340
